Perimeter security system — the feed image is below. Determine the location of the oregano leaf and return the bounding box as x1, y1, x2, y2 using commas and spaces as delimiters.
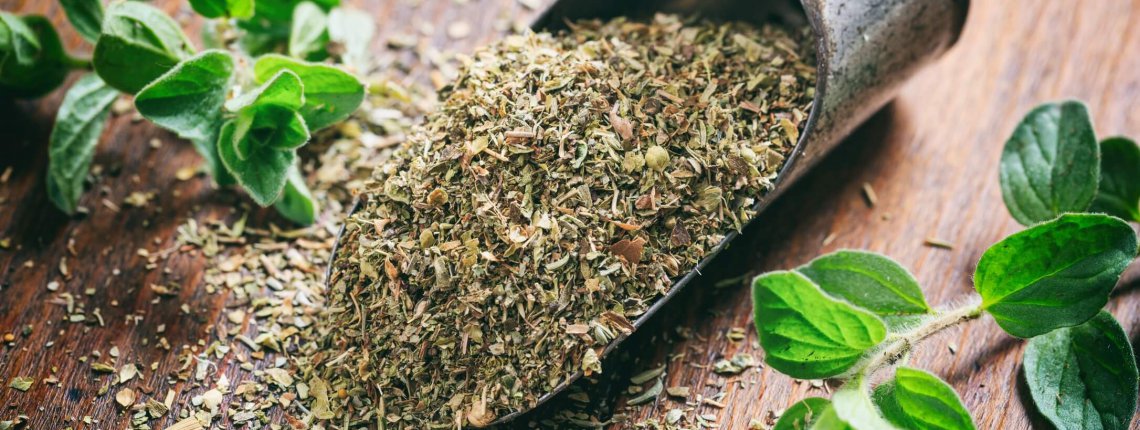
288, 2, 329, 61
774, 398, 847, 430
752, 271, 887, 379
1090, 137, 1140, 222
831, 381, 899, 430
1024, 311, 1138, 430
94, 1, 195, 94
796, 250, 932, 316
225, 69, 304, 113
0, 14, 70, 98
248, 0, 340, 23
999, 101, 1099, 226
217, 120, 297, 206
227, 70, 309, 159
190, 129, 235, 187
274, 164, 318, 225
974, 213, 1136, 338
135, 50, 235, 141
233, 106, 310, 158
189, 0, 255, 19
46, 73, 119, 214
60, 0, 104, 43
253, 54, 364, 131
872, 367, 975, 430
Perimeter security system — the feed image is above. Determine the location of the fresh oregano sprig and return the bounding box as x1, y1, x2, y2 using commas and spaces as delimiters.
758, 100, 1140, 430
2, 0, 373, 225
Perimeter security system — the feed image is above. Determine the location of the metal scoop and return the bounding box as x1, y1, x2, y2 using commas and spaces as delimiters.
329, 0, 968, 425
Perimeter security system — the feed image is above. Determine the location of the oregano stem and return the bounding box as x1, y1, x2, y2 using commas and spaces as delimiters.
64, 54, 91, 70
860, 297, 984, 377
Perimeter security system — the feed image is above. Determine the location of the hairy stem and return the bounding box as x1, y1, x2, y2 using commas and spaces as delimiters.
861, 297, 985, 377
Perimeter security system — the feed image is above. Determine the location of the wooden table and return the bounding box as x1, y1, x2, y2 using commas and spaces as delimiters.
2, 0, 1139, 428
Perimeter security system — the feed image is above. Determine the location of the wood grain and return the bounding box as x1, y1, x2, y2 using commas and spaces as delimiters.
2, 0, 1139, 429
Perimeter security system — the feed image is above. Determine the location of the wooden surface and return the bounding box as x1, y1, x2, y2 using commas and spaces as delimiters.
2, 0, 1140, 429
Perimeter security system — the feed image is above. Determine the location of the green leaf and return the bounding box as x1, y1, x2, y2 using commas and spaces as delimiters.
872, 367, 975, 430
60, 0, 104, 43
234, 105, 310, 157
46, 73, 120, 214
1024, 311, 1138, 430
190, 129, 235, 187
796, 250, 931, 316
218, 120, 298, 206
250, 0, 339, 23
135, 50, 234, 141
288, 2, 329, 61
274, 164, 318, 225
0, 14, 70, 98
226, 70, 309, 159
752, 271, 887, 379
327, 7, 373, 71
94, 1, 195, 94
225, 69, 304, 113
832, 381, 899, 430
1091, 137, 1140, 222
253, 54, 364, 131
775, 398, 846, 430
189, 0, 255, 19
974, 213, 1136, 338
999, 101, 1099, 226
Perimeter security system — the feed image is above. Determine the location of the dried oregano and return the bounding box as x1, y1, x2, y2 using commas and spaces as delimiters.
322, 14, 815, 428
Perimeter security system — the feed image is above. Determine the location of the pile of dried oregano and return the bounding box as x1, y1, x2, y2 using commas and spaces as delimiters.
317, 14, 815, 428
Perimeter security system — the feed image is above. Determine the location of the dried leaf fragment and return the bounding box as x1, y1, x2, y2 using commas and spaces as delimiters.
610, 237, 647, 265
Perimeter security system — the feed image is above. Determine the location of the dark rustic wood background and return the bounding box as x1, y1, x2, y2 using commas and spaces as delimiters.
2, 0, 1140, 429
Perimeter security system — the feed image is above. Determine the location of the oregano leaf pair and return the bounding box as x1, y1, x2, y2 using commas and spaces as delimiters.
1000, 101, 1140, 224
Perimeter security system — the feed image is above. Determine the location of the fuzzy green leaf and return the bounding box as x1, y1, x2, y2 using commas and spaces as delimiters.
233, 106, 310, 158
999, 101, 1099, 225
227, 70, 309, 159
60, 0, 104, 43
135, 50, 234, 141
253, 54, 364, 131
974, 213, 1136, 338
189, 0, 255, 19
46, 73, 120, 214
774, 398, 848, 430
225, 69, 304, 113
327, 7, 373, 71
94, 1, 195, 94
249, 0, 340, 23
0, 14, 70, 98
190, 129, 235, 187
872, 367, 975, 430
274, 164, 318, 225
1024, 311, 1138, 430
752, 271, 887, 379
288, 2, 329, 61
832, 381, 899, 430
796, 250, 931, 316
1091, 137, 1140, 222
217, 121, 297, 206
